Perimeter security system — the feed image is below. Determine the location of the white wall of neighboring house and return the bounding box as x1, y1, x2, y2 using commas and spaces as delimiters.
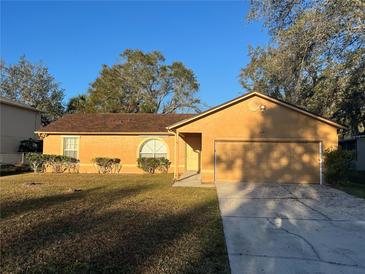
0, 97, 41, 164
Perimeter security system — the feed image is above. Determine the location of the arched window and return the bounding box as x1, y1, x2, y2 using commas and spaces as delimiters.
140, 139, 168, 158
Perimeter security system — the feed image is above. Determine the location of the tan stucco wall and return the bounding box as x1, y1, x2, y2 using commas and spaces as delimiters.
175, 95, 339, 183
42, 95, 339, 180
43, 134, 186, 174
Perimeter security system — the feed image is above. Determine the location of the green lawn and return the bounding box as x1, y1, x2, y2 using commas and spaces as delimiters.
334, 182, 365, 198
331, 171, 365, 199
0, 173, 230, 273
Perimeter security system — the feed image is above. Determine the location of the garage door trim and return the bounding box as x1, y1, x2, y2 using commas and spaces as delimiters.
213, 139, 323, 184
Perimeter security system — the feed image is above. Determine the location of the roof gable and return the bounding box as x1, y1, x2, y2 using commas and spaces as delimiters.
167, 92, 345, 130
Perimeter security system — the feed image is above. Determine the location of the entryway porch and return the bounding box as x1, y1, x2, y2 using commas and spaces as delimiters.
172, 131, 203, 182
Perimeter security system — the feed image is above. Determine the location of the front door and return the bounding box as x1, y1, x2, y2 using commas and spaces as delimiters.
186, 142, 200, 172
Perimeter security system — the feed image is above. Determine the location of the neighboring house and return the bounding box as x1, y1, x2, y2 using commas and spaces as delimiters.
0, 96, 41, 164
340, 136, 365, 171
36, 92, 344, 184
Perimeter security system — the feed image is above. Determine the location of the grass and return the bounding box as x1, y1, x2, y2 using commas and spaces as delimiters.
0, 173, 230, 273
334, 182, 365, 198
331, 171, 365, 199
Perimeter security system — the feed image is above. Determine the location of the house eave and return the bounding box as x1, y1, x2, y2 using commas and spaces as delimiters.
35, 131, 173, 136
0, 96, 41, 112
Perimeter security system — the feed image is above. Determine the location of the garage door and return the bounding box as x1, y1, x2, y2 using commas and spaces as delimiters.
215, 141, 320, 184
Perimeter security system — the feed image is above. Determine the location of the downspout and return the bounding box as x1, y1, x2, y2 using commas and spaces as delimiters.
319, 142, 323, 185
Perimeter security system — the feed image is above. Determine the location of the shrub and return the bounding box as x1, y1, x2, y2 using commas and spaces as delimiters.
25, 153, 79, 173
25, 153, 46, 173
137, 158, 160, 174
137, 157, 171, 174
44, 155, 79, 173
92, 157, 121, 174
323, 148, 355, 184
157, 157, 171, 173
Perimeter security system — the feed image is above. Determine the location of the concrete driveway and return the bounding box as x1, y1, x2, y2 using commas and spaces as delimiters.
216, 182, 365, 274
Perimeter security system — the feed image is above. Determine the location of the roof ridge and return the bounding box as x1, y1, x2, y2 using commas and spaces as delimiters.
64, 112, 195, 115
37, 112, 196, 133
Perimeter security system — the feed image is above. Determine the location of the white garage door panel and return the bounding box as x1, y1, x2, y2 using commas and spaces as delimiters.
215, 141, 320, 184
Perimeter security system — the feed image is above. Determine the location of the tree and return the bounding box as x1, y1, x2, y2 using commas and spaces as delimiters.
71, 49, 200, 114
241, 0, 365, 135
18, 138, 43, 153
0, 56, 65, 125
66, 95, 88, 113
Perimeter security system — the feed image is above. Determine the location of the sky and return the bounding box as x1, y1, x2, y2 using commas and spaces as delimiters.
1, 1, 269, 110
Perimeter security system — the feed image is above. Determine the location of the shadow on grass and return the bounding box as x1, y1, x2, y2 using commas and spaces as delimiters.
1, 187, 102, 219
0, 170, 32, 177
0, 182, 159, 220
1, 183, 229, 273
348, 170, 365, 185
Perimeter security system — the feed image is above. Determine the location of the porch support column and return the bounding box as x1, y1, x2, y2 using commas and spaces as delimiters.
174, 130, 180, 180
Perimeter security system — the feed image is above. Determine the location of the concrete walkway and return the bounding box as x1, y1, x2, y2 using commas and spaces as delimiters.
216, 182, 365, 274
172, 172, 215, 188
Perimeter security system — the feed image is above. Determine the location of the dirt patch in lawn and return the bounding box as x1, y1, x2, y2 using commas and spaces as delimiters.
0, 173, 230, 273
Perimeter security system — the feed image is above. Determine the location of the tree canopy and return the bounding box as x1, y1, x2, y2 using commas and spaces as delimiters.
67, 49, 200, 114
241, 0, 365, 135
66, 95, 88, 114
0, 56, 64, 125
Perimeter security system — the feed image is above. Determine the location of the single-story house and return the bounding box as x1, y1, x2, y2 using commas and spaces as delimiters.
340, 136, 365, 171
36, 92, 344, 184
1, 96, 41, 164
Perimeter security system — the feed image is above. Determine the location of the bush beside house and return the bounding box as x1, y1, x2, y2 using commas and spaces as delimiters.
323, 148, 355, 184
137, 157, 171, 174
25, 154, 172, 175
25, 153, 79, 173
92, 157, 121, 174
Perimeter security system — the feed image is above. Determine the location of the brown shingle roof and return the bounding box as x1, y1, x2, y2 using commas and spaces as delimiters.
38, 113, 196, 133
